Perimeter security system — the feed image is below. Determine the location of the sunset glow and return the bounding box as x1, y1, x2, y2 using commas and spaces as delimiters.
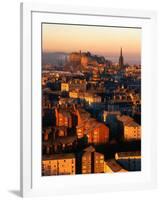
42, 23, 141, 64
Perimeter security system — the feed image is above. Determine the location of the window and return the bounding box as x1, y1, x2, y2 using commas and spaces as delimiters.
83, 157, 86, 161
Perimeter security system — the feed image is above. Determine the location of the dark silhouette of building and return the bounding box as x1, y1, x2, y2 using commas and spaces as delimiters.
119, 47, 124, 69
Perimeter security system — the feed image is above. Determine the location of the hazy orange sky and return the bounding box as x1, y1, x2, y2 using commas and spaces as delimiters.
42, 23, 141, 64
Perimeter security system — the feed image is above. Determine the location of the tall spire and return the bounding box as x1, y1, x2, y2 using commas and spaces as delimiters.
119, 47, 124, 69
120, 47, 122, 57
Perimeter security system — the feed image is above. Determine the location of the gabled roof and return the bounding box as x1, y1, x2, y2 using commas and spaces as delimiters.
83, 145, 95, 153
105, 159, 126, 172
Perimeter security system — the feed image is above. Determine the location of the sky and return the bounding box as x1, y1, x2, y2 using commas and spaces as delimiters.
42, 23, 141, 65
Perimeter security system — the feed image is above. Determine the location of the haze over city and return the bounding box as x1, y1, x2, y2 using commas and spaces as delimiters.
42, 23, 141, 65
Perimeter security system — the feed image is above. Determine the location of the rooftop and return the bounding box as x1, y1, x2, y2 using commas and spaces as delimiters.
53, 135, 77, 145
42, 153, 75, 161
126, 121, 140, 127
83, 145, 95, 152
115, 151, 141, 158
117, 115, 134, 124
84, 119, 108, 133
105, 159, 125, 172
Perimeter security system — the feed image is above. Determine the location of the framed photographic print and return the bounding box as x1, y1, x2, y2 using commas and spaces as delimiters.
20, 2, 157, 197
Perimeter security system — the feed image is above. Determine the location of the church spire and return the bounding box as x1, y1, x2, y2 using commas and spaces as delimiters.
119, 47, 124, 69
120, 47, 122, 57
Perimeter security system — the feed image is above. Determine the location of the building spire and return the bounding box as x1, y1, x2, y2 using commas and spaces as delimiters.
119, 47, 124, 69
120, 47, 122, 57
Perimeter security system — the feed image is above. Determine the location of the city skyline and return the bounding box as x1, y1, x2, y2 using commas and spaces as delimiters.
42, 23, 141, 65
42, 23, 141, 176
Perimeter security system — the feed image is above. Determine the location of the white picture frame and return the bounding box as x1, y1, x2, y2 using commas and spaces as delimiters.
20, 2, 157, 197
